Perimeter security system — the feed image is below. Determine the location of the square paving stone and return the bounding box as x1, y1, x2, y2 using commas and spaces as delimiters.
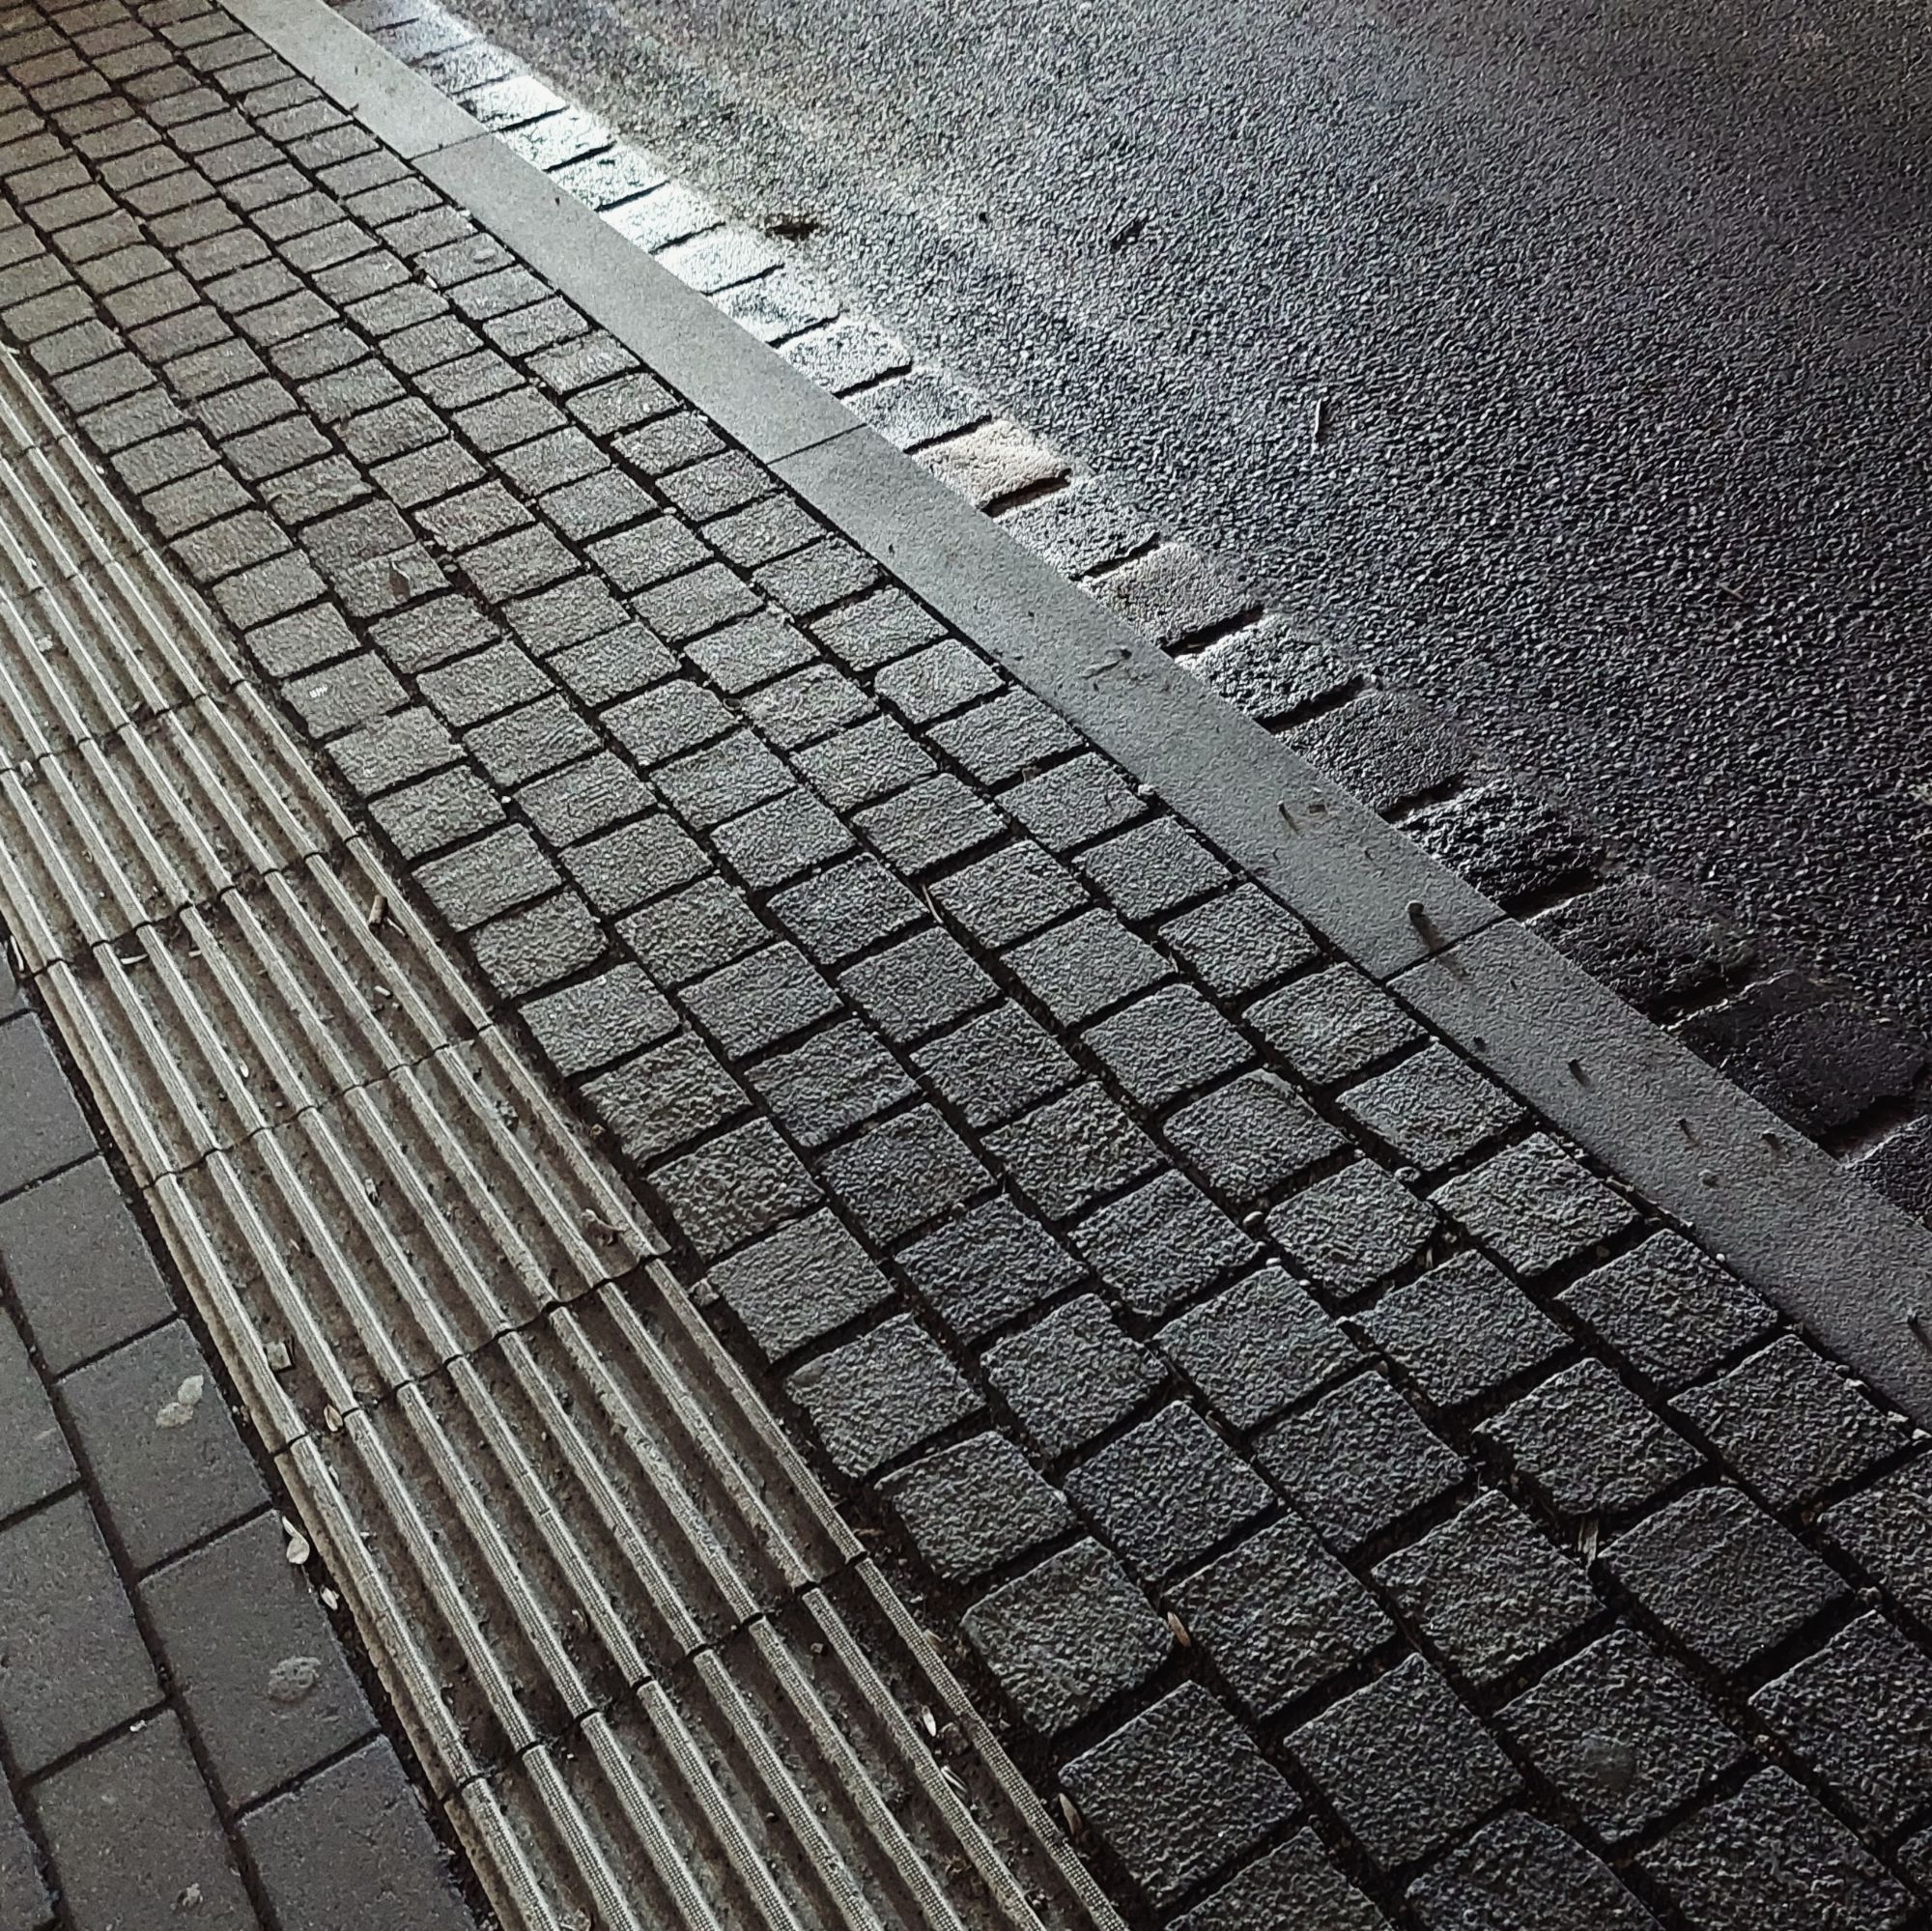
711, 786, 854, 889
1083, 983, 1252, 1110
1163, 1070, 1344, 1209
563, 815, 709, 916
982, 1293, 1165, 1461
1750, 1612, 1932, 1833
1361, 1252, 1566, 1410
0, 1158, 175, 1375
961, 1538, 1170, 1736
651, 1120, 820, 1260
1604, 1486, 1846, 1675
0, 1015, 94, 1200
1247, 964, 1422, 1085
1502, 1628, 1745, 1843
880, 1432, 1073, 1584
414, 823, 560, 930
654, 729, 793, 831
1075, 815, 1229, 923
1430, 1134, 1636, 1276
1159, 1268, 1359, 1431
470, 891, 606, 1000
1639, 1771, 1908, 1931
852, 774, 1005, 873
784, 1315, 980, 1479
1288, 1653, 1520, 1871
744, 1020, 916, 1150
1673, 1336, 1905, 1512
912, 1003, 1080, 1129
900, 1189, 1097, 1344
0, 1309, 74, 1519
1172, 1832, 1387, 1931
34, 1712, 258, 1930
682, 942, 840, 1058
816, 1105, 987, 1245
1066, 1402, 1271, 1581
1072, 1171, 1258, 1319
930, 840, 1088, 949
1000, 753, 1145, 853
582, 1031, 747, 1164
838, 927, 997, 1046
1005, 909, 1168, 1026
1170, 1517, 1391, 1718
1480, 1359, 1701, 1519
1372, 1491, 1598, 1690
1339, 1046, 1524, 1171
1559, 1232, 1775, 1394
622, 878, 770, 987
241, 1737, 475, 1931
796, 715, 934, 811
767, 857, 923, 967
58, 1321, 268, 1574
705, 1209, 892, 1362
521, 963, 678, 1078
0, 1491, 157, 1773
982, 1083, 1162, 1223
1406, 1812, 1659, 1930
1265, 1160, 1439, 1300
873, 638, 1001, 724
1062, 1683, 1295, 1908
1161, 885, 1319, 1000
1257, 1373, 1465, 1555
141, 1512, 375, 1810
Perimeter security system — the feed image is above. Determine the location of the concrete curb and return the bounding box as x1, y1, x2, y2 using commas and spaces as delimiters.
220, 0, 1932, 1426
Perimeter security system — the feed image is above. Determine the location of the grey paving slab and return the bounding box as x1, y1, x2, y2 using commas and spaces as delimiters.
0, 1015, 94, 1202
30, 1710, 261, 1931
0, 1156, 175, 1377
239, 1738, 475, 1931
0, 1782, 49, 1931
0, 1491, 157, 1775
0, 1309, 74, 1522
58, 1320, 270, 1575
142, 1512, 377, 1813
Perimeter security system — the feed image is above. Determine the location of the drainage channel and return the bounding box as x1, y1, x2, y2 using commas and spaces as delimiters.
0, 342, 1116, 1931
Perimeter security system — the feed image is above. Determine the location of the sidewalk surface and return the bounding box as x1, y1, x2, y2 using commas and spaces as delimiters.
2, 1, 1932, 1928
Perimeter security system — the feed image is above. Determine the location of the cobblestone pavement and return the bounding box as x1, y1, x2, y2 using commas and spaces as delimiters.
3, 3, 1932, 1928
0, 923, 478, 1928
317, 0, 1932, 1222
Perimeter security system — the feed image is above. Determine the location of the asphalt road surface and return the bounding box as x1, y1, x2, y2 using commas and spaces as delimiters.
454, 0, 1932, 1036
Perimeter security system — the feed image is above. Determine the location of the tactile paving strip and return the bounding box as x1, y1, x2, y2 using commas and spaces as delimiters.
0, 341, 1117, 1931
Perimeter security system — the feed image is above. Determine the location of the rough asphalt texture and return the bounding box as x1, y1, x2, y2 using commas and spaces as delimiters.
438, 0, 1932, 1133
11, 4, 1932, 1922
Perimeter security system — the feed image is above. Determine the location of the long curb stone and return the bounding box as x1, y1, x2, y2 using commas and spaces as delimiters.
190, 0, 1932, 1429
1397, 922, 1932, 1418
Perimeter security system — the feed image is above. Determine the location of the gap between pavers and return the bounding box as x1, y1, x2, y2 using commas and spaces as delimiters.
213, 0, 1932, 1429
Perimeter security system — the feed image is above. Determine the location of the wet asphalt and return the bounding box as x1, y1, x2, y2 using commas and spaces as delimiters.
456, 0, 1932, 1035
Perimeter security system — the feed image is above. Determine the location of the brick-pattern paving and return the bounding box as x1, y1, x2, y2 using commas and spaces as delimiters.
0, 930, 475, 1929
4, 6, 1932, 1925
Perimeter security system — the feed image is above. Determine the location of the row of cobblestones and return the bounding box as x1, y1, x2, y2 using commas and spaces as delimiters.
5, 4, 1932, 1924
0, 927, 474, 1931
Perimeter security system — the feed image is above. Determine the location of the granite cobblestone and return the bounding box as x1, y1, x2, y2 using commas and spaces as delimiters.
9, 9, 1932, 1921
